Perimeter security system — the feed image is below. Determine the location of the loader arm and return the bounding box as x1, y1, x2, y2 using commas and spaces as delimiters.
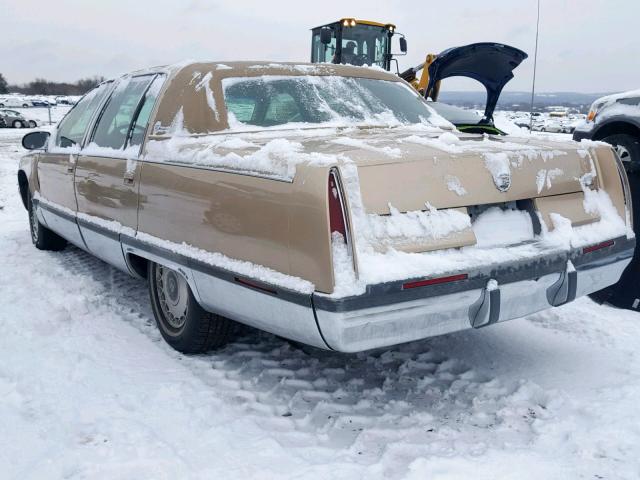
424, 43, 528, 122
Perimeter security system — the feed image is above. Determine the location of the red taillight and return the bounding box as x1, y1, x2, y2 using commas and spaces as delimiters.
583, 240, 615, 254
402, 273, 468, 290
328, 171, 346, 238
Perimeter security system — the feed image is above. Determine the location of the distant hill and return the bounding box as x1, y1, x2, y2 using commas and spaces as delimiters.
437, 91, 614, 112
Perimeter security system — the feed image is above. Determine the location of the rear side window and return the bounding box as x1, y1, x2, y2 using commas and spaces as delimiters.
55, 82, 112, 148
90, 76, 154, 150
128, 75, 165, 148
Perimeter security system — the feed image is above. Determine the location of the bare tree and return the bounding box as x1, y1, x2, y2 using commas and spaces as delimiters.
0, 73, 8, 94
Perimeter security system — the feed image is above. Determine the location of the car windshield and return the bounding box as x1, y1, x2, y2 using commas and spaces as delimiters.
222, 75, 434, 129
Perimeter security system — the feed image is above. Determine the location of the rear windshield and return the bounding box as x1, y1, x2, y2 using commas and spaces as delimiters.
221, 75, 435, 129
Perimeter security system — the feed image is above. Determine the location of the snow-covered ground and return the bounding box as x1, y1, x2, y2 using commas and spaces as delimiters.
2, 126, 640, 479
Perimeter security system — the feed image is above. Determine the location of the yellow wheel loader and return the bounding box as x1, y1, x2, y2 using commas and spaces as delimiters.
310, 19, 527, 134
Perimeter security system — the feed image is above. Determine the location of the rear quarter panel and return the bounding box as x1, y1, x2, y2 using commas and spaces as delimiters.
137, 161, 335, 293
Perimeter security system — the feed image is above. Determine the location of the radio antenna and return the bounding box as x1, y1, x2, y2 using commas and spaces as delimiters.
529, 0, 541, 130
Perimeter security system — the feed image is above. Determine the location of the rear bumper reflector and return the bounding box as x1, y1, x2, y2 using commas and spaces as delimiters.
583, 239, 615, 254
402, 273, 469, 290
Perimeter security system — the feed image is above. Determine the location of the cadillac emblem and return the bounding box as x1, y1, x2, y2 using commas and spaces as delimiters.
495, 172, 512, 192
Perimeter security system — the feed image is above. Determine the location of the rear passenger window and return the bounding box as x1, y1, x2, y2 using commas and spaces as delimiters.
90, 76, 153, 150
55, 82, 112, 148
129, 75, 165, 148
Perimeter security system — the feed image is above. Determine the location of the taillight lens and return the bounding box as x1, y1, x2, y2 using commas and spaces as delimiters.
328, 168, 358, 280
402, 273, 468, 290
328, 171, 346, 239
583, 239, 615, 254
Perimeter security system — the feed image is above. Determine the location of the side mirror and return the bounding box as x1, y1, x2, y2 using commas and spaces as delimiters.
320, 28, 332, 45
399, 37, 408, 53
22, 131, 50, 150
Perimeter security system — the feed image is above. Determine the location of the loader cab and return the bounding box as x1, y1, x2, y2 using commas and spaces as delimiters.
311, 19, 406, 71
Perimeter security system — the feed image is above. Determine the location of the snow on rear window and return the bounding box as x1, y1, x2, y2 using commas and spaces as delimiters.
221, 75, 435, 130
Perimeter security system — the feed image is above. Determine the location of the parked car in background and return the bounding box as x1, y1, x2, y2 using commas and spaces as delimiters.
55, 96, 76, 105
18, 62, 634, 354
28, 97, 52, 107
0, 109, 37, 128
0, 95, 31, 108
574, 90, 640, 170
573, 90, 640, 309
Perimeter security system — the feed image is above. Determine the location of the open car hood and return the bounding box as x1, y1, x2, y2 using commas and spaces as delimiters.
426, 43, 528, 124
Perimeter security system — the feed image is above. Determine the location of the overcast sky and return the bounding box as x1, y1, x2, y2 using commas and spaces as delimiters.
1, 0, 637, 93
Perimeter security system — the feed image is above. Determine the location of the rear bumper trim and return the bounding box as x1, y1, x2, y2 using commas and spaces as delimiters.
313, 236, 634, 352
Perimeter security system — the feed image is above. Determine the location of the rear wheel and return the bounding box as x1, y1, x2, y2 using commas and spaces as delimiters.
28, 193, 67, 251
28, 120, 37, 128
148, 262, 236, 353
12, 120, 24, 128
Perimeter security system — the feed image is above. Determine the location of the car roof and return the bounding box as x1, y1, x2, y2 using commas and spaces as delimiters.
147, 61, 404, 136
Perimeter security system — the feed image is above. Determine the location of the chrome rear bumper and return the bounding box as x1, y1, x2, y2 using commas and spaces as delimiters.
312, 237, 634, 352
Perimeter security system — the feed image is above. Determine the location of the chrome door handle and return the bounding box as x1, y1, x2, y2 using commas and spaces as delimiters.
123, 171, 135, 185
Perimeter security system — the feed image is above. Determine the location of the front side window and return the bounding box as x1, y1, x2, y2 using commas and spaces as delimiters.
90, 75, 154, 150
340, 24, 390, 68
223, 75, 434, 129
311, 30, 337, 63
55, 82, 112, 148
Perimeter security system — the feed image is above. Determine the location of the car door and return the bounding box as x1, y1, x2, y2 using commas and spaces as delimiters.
36, 82, 112, 247
74, 74, 164, 272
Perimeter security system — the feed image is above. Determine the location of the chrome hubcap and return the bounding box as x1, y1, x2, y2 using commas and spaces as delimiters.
156, 265, 188, 329
614, 144, 631, 163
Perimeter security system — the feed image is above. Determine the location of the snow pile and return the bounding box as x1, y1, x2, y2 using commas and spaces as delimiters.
330, 232, 361, 297
331, 137, 401, 158
483, 152, 511, 189
81, 142, 141, 160
136, 232, 314, 294
145, 135, 338, 181
535, 168, 564, 193
363, 204, 471, 248
473, 207, 535, 248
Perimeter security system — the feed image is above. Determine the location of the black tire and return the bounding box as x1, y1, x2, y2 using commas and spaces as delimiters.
28, 193, 67, 251
589, 169, 640, 310
29, 120, 37, 128
22, 103, 29, 108
148, 261, 236, 353
12, 120, 24, 128
601, 134, 640, 173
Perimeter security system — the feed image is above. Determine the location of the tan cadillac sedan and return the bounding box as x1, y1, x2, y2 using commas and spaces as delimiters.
18, 62, 635, 353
